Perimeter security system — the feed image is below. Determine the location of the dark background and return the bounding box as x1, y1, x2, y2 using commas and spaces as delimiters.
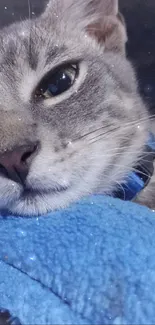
0, 0, 155, 113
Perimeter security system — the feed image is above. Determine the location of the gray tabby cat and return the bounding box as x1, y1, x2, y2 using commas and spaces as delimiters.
0, 0, 152, 216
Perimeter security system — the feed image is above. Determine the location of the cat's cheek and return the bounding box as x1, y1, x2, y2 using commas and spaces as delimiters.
0, 177, 21, 208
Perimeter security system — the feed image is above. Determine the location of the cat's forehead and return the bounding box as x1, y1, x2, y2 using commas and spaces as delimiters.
0, 17, 96, 106
0, 23, 58, 64
0, 19, 93, 83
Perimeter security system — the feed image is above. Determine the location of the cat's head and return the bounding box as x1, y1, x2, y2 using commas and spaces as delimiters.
0, 0, 148, 216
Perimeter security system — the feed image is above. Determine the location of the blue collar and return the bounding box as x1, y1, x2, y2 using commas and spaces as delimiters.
114, 133, 155, 201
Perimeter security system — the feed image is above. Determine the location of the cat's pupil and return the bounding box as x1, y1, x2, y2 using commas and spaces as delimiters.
47, 71, 72, 96
35, 64, 78, 100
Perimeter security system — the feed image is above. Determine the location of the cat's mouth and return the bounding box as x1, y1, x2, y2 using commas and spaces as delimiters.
21, 185, 69, 198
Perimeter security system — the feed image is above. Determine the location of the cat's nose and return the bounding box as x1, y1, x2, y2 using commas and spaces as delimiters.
0, 142, 39, 185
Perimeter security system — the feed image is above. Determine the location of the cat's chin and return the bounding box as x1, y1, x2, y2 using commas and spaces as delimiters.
2, 185, 84, 217
8, 187, 72, 216
21, 186, 68, 198
0, 172, 101, 216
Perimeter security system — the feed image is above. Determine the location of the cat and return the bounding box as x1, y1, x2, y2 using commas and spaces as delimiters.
134, 119, 155, 209
0, 0, 152, 217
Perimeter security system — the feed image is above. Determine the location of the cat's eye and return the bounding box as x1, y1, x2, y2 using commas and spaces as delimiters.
35, 64, 78, 99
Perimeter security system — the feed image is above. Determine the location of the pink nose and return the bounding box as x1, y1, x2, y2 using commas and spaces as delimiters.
0, 142, 39, 185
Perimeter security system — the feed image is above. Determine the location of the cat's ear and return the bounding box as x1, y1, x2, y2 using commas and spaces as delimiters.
43, 0, 127, 54
86, 0, 127, 54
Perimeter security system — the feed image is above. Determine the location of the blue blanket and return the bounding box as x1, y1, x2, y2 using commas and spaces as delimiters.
0, 195, 155, 325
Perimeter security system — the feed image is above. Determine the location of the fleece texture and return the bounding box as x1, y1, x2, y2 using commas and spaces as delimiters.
0, 195, 155, 324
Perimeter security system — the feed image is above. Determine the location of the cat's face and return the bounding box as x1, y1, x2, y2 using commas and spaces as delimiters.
0, 0, 149, 215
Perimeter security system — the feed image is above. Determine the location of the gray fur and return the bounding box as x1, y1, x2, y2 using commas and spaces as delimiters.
0, 0, 151, 215
134, 120, 155, 210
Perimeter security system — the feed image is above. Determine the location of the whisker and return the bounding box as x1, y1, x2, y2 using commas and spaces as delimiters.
98, 150, 153, 158
88, 130, 135, 145
88, 126, 120, 142
75, 123, 132, 145
149, 113, 155, 120
27, 0, 31, 20
88, 122, 151, 146
112, 114, 153, 129
72, 123, 115, 142
115, 181, 126, 200
72, 115, 152, 144
140, 158, 155, 163
106, 163, 151, 179
27, 0, 32, 65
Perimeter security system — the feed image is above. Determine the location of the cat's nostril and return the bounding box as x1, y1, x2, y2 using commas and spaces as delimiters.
0, 142, 40, 186
21, 150, 33, 163
21, 143, 39, 164
0, 164, 9, 179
